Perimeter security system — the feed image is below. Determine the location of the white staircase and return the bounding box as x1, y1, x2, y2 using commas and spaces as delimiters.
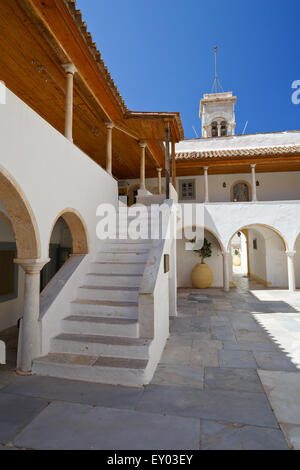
32, 236, 158, 387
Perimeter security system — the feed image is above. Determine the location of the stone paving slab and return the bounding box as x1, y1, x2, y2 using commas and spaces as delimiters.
211, 325, 236, 341
223, 340, 278, 352
258, 370, 300, 426
235, 329, 272, 343
200, 419, 288, 450
151, 364, 204, 389
135, 385, 278, 428
0, 392, 48, 445
14, 401, 201, 450
190, 347, 219, 367
204, 368, 264, 393
1, 375, 143, 410
254, 351, 298, 371
219, 350, 257, 369
281, 424, 300, 450
0, 369, 16, 390
160, 344, 192, 366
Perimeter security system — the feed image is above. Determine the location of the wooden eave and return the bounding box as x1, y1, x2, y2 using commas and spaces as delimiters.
0, 0, 184, 179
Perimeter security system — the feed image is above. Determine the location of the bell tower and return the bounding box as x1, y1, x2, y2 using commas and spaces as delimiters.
199, 47, 237, 138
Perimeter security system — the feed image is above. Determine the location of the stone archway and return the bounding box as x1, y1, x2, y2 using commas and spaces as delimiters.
227, 224, 288, 289
0, 166, 40, 259
49, 209, 89, 256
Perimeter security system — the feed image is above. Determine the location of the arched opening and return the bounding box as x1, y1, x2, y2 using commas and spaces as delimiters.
231, 180, 251, 202
211, 121, 218, 138
293, 234, 300, 289
0, 167, 40, 259
220, 120, 228, 137
177, 227, 224, 288
228, 224, 287, 290
41, 209, 88, 291
0, 167, 40, 367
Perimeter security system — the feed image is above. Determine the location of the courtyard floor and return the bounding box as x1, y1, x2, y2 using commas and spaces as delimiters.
1, 276, 300, 450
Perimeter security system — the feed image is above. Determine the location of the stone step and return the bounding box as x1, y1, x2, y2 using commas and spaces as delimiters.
71, 299, 138, 318
104, 240, 152, 246
62, 315, 139, 338
78, 286, 139, 302
51, 333, 150, 359
99, 246, 150, 254
84, 273, 142, 288
89, 262, 146, 275
32, 353, 148, 387
96, 252, 149, 263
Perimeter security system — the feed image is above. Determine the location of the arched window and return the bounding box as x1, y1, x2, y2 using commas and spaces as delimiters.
211, 121, 218, 137
231, 182, 251, 202
221, 121, 228, 136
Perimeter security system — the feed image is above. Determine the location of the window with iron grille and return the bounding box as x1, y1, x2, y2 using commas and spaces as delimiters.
179, 179, 196, 200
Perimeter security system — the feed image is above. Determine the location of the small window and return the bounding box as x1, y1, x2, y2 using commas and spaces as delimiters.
179, 180, 196, 201
253, 239, 258, 250
211, 121, 218, 137
221, 121, 227, 137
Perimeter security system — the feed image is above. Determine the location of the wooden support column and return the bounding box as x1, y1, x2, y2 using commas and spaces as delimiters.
157, 168, 162, 195
105, 123, 114, 175
62, 63, 77, 142
171, 141, 176, 189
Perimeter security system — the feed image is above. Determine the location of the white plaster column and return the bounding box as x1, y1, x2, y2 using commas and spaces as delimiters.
62, 63, 77, 142
217, 124, 221, 137
286, 251, 296, 292
139, 141, 147, 191
105, 122, 114, 175
157, 168, 162, 195
222, 251, 230, 292
204, 166, 209, 203
14, 259, 50, 374
251, 164, 257, 202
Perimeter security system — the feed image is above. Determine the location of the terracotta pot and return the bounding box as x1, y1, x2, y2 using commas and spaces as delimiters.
191, 263, 213, 289
233, 255, 241, 267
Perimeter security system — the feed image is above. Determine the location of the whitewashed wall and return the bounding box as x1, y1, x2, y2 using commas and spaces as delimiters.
0, 88, 118, 332
121, 172, 300, 203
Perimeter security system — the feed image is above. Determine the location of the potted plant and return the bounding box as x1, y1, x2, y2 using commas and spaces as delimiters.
233, 248, 241, 266
190, 238, 213, 289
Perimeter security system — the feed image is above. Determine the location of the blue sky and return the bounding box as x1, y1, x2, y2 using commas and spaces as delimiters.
77, 0, 300, 139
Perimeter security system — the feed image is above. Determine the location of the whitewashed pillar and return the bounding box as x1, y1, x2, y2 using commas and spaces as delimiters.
14, 259, 50, 374
139, 141, 147, 191
222, 251, 230, 292
251, 164, 257, 202
286, 251, 296, 292
157, 168, 162, 195
217, 124, 221, 137
204, 167, 209, 203
62, 63, 77, 142
105, 123, 114, 175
